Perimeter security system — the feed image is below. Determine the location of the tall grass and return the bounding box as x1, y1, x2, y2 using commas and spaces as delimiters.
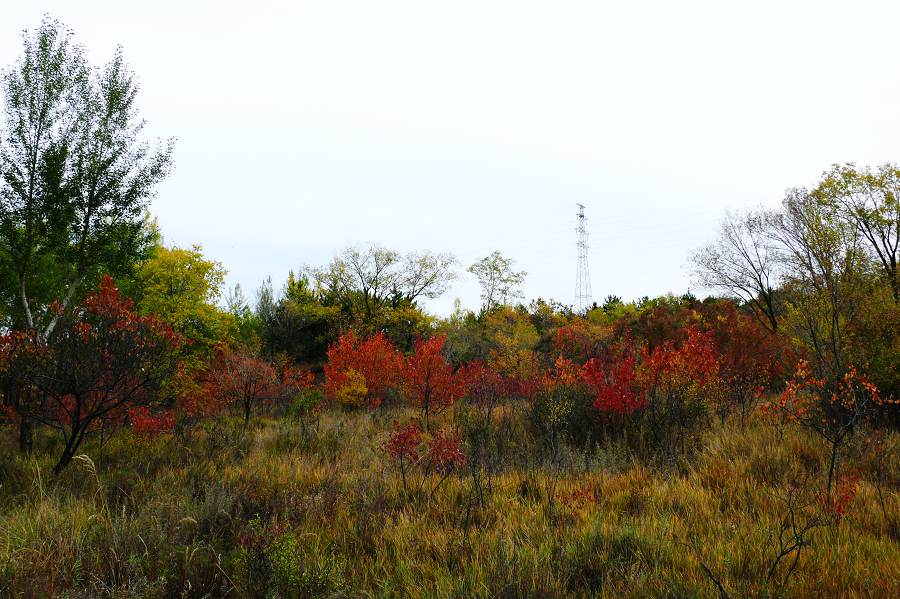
0, 404, 897, 597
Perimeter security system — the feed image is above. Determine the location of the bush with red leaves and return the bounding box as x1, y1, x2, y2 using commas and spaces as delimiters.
128, 406, 176, 436
382, 419, 467, 498
402, 335, 463, 424
1, 275, 183, 473
634, 327, 723, 454
324, 332, 402, 408
203, 347, 296, 425
583, 341, 645, 418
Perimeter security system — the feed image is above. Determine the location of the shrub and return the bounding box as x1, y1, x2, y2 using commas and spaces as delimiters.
762, 361, 888, 495
324, 332, 402, 408
289, 387, 325, 436
529, 357, 600, 456
0, 276, 182, 473
634, 327, 722, 456
333, 368, 368, 409
699, 301, 794, 424
401, 335, 463, 425
202, 347, 281, 425
382, 420, 467, 499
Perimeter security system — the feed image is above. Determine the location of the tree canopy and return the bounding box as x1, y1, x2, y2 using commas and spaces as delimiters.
0, 18, 171, 339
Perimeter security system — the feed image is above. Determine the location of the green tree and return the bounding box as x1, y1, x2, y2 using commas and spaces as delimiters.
468, 250, 527, 311
309, 245, 456, 321
257, 272, 342, 365
126, 244, 235, 360
0, 19, 171, 451
225, 282, 262, 347
0, 18, 171, 339
814, 163, 900, 303
769, 188, 869, 381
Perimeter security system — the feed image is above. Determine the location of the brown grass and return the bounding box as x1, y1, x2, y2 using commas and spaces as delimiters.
0, 404, 897, 598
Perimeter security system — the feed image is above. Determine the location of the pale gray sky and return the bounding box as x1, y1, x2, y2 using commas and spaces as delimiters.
3, 1, 899, 313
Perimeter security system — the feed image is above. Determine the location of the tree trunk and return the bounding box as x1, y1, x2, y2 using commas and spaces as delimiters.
6, 380, 33, 454
826, 438, 840, 498
18, 416, 33, 454
53, 432, 81, 475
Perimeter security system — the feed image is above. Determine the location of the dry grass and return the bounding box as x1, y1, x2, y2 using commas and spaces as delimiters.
0, 404, 897, 598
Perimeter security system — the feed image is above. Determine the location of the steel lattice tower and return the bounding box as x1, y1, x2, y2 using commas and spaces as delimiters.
575, 203, 592, 313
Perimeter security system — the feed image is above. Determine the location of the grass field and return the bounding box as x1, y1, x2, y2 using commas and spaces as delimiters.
1, 404, 898, 598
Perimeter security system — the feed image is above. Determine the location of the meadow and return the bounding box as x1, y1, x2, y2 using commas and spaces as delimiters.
2, 17, 900, 599
1, 401, 897, 598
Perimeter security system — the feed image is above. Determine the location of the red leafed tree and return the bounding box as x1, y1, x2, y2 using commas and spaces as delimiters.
636, 327, 723, 453
458, 359, 507, 414
383, 419, 466, 498
583, 344, 644, 418
2, 276, 182, 474
203, 347, 280, 425
402, 335, 463, 425
456, 359, 508, 499
324, 331, 402, 408
383, 419, 423, 492
701, 302, 793, 424
426, 428, 467, 470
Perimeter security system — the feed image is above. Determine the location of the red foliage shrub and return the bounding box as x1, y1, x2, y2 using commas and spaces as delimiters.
324, 332, 402, 408
383, 420, 467, 497
128, 406, 176, 435
457, 359, 508, 409
426, 429, 467, 468
384, 420, 423, 464
699, 301, 793, 422
818, 474, 860, 524
588, 327, 723, 454
402, 335, 463, 422
584, 349, 644, 417
203, 347, 282, 424
1, 275, 183, 473
638, 327, 722, 396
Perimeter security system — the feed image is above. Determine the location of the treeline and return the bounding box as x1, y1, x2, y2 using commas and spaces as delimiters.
693, 163, 900, 405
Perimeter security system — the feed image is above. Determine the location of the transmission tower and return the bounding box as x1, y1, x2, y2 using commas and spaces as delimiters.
575, 203, 593, 313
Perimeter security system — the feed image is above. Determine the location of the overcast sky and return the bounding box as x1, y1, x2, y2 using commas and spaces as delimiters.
3, 1, 899, 314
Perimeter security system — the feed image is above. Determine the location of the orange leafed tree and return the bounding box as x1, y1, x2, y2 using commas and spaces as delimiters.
763, 361, 888, 496
402, 335, 463, 425
324, 332, 402, 408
